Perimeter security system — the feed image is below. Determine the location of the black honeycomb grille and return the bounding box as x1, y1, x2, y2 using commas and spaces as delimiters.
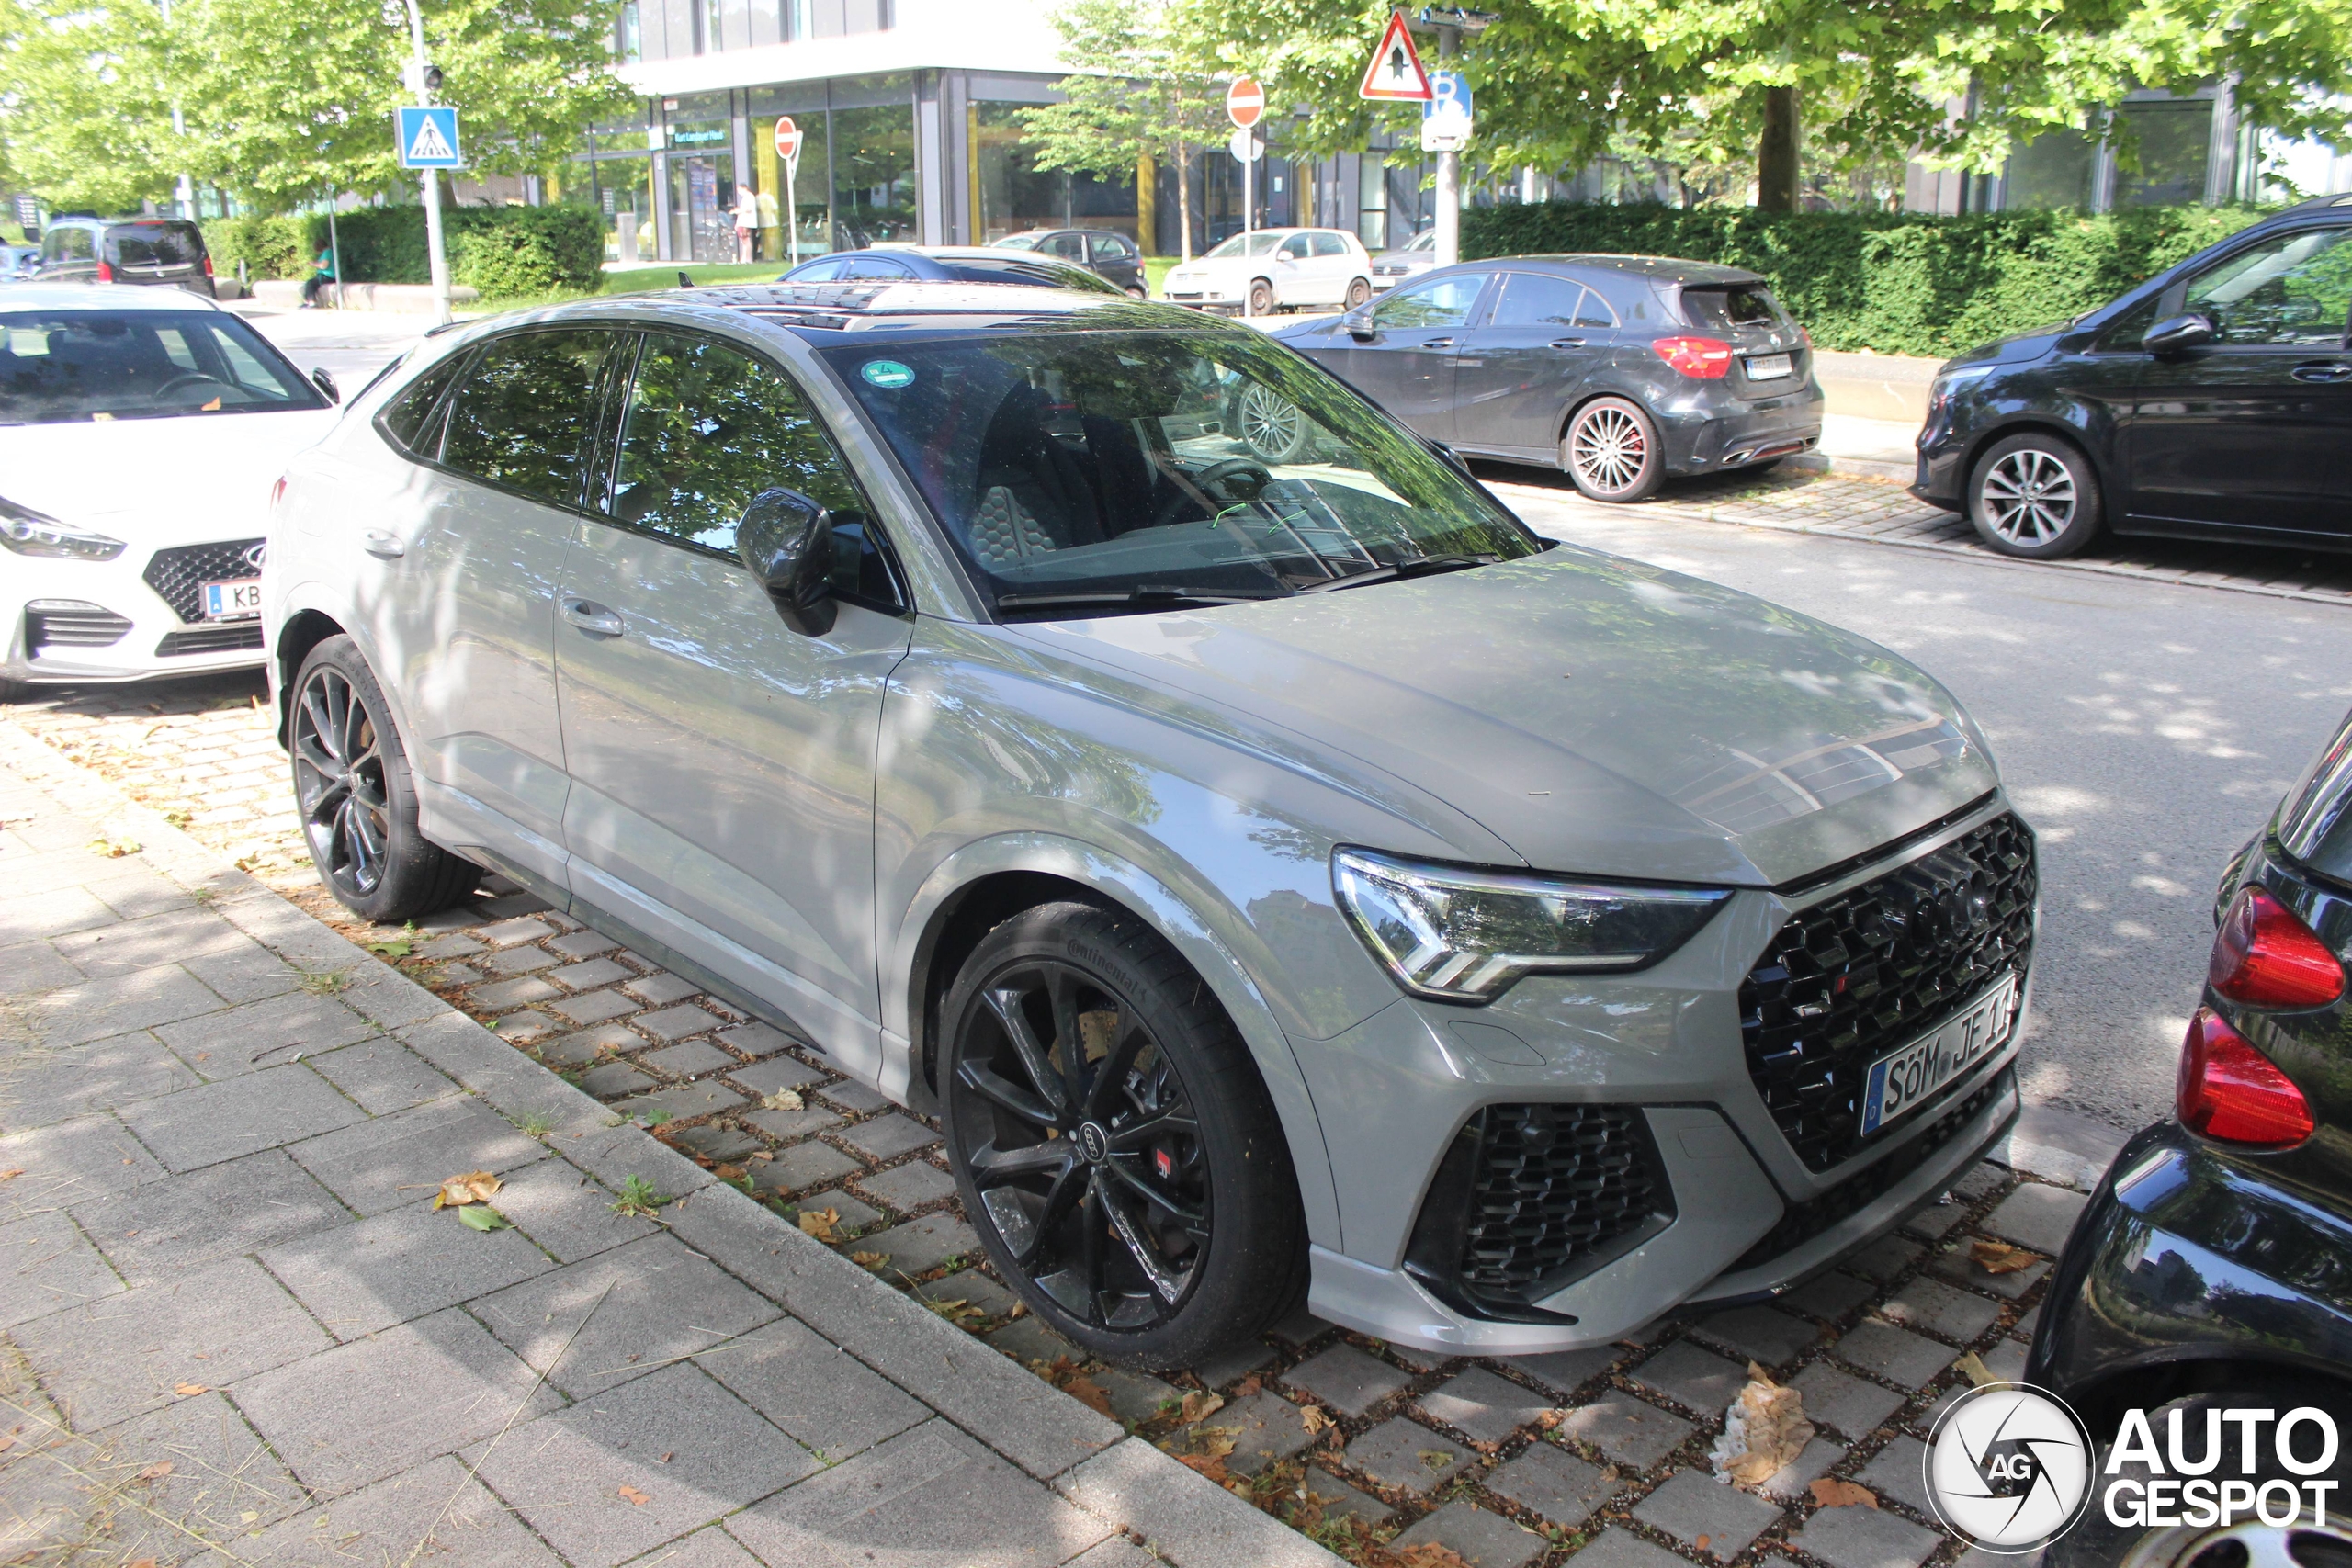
1741, 813, 2036, 1172
1406, 1102, 1673, 1318
141, 538, 265, 623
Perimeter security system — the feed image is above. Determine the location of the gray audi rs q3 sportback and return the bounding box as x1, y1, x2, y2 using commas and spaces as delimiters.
265, 281, 2037, 1369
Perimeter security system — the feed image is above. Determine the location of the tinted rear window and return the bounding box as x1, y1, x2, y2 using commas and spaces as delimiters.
107, 223, 206, 269
1682, 286, 1792, 333
437, 329, 613, 504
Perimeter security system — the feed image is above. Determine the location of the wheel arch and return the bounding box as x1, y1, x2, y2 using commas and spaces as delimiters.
272, 606, 348, 749
2056, 1352, 2352, 1444
1552, 384, 1654, 456
894, 834, 1343, 1251
1955, 413, 2112, 502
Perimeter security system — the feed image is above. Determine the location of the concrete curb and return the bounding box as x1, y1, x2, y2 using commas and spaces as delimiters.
0, 717, 1335, 1567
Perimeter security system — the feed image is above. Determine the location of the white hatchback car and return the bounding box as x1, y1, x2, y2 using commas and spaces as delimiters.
0, 286, 342, 700
1161, 229, 1374, 316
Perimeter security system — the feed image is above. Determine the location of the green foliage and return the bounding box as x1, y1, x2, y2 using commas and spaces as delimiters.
1464, 200, 2270, 356
200, 215, 315, 280
205, 204, 600, 295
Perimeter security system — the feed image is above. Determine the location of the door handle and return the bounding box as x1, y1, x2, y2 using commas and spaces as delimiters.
361, 529, 405, 558
1548, 337, 1587, 349
561, 597, 624, 637
1418, 337, 1454, 348
2291, 362, 2352, 383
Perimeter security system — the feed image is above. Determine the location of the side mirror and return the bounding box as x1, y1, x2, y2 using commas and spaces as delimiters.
737, 487, 837, 637
1344, 308, 1375, 341
2143, 312, 2215, 355
311, 367, 340, 403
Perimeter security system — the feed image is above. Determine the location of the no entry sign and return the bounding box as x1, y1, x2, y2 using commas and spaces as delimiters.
773, 117, 802, 162
1226, 77, 1265, 129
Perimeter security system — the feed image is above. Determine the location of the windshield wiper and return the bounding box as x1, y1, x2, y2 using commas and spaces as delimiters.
1296, 554, 1501, 593
995, 584, 1293, 614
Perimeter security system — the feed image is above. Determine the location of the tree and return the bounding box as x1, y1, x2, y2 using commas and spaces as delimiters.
0, 0, 629, 214
1019, 0, 1229, 260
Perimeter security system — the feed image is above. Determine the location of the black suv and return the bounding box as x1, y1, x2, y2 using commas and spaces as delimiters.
2029, 705, 2352, 1564
39, 217, 216, 297
1916, 193, 2352, 560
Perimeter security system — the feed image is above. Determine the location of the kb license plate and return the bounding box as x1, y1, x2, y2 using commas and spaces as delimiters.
1860, 975, 2019, 1137
1746, 353, 1793, 380
202, 579, 263, 620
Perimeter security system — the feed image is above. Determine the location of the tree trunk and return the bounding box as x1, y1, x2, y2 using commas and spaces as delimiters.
1758, 85, 1800, 212
1175, 142, 1193, 263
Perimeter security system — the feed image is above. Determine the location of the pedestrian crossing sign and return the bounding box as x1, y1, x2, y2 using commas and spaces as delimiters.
396, 107, 462, 169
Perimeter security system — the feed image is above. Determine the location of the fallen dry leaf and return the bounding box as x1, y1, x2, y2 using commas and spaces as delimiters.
616, 1484, 651, 1506
1232, 1375, 1261, 1399
0, 1169, 22, 1182
1301, 1405, 1333, 1436
87, 838, 140, 858
1710, 1363, 1814, 1488
173, 1383, 207, 1397
1390, 1545, 1475, 1568
850, 1250, 888, 1269
1064, 1374, 1115, 1418
798, 1206, 842, 1242
1177, 1453, 1230, 1483
1695, 1536, 1712, 1551
135, 1461, 174, 1481
748, 1150, 775, 1162
1970, 1237, 2037, 1275
434, 1170, 503, 1210
1600, 1465, 1620, 1483
1193, 1427, 1238, 1460
1178, 1390, 1224, 1424
659, 1452, 674, 1463
1811, 1478, 1880, 1509
1419, 1449, 1455, 1471
1955, 1350, 1997, 1388
762, 1089, 804, 1111
127, 1560, 160, 1568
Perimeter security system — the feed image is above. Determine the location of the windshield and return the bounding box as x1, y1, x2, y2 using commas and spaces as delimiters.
0, 310, 324, 425
991, 234, 1042, 251
1205, 233, 1281, 259
825, 329, 1538, 618
1406, 231, 1435, 252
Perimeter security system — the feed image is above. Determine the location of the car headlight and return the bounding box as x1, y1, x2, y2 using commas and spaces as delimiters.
1333, 848, 1732, 1002
0, 495, 126, 560
1927, 364, 1995, 418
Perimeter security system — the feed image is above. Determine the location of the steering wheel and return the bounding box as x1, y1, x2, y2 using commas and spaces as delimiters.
155, 373, 232, 401
1189, 457, 1273, 503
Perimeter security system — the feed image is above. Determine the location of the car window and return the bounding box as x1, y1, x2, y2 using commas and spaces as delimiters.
1682, 286, 1791, 333
1312, 234, 1348, 257
1045, 234, 1087, 260
2183, 226, 2352, 347
823, 329, 1536, 618
1280, 235, 1312, 261
1091, 235, 1136, 261
942, 256, 1122, 294
438, 329, 614, 505
379, 355, 468, 454
786, 257, 845, 282
993, 234, 1041, 251
107, 223, 204, 268
608, 332, 895, 604
842, 254, 912, 280
1205, 233, 1280, 258
1492, 273, 1592, 329
1372, 273, 1488, 330
0, 309, 324, 425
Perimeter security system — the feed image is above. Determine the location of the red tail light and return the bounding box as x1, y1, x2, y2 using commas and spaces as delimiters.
202, 254, 214, 277
1652, 336, 1735, 378
2211, 887, 2344, 1008
96, 259, 114, 282
2177, 1008, 2313, 1146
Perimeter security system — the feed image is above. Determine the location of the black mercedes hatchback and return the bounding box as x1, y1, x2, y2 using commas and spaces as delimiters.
2029, 704, 2352, 1565
1268, 254, 1824, 502
1916, 192, 2352, 561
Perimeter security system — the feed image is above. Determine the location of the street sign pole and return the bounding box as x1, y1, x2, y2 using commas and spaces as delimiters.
774, 118, 803, 268
401, 0, 452, 325
1432, 22, 1460, 270
1226, 77, 1265, 320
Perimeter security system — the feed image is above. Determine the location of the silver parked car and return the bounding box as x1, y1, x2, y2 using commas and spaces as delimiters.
265, 281, 2036, 1368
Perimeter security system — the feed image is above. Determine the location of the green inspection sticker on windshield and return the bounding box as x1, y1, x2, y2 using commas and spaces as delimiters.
862, 359, 915, 389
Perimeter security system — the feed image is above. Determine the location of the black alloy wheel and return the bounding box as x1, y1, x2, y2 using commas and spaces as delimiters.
288, 636, 478, 921
943, 901, 1305, 1368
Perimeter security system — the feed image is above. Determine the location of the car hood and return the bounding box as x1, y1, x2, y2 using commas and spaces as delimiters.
1011, 545, 2000, 887
1946, 323, 2073, 371
0, 408, 339, 537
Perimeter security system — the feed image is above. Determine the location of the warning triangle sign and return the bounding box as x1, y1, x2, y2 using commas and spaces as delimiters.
1358, 11, 1433, 101
406, 114, 455, 164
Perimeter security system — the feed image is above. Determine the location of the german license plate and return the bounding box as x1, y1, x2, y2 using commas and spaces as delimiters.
1746, 353, 1793, 380
202, 579, 263, 620
1860, 975, 2018, 1137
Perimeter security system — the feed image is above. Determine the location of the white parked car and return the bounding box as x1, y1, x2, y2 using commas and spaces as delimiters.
0, 286, 342, 701
1161, 228, 1374, 316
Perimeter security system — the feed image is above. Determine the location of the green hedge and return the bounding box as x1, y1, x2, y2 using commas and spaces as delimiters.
1462, 202, 2271, 358
201, 204, 602, 299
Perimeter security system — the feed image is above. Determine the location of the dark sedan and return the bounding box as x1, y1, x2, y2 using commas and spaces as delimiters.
1916, 191, 2352, 560
1267, 255, 1824, 502
776, 246, 1119, 294
989, 228, 1148, 296
2029, 704, 2352, 1565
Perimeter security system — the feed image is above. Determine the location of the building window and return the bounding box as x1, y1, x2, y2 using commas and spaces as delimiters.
2006, 127, 2095, 209
616, 1, 640, 62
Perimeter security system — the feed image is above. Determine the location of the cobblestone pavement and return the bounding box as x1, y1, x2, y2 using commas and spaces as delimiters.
1478, 460, 2352, 608
0, 679, 2117, 1567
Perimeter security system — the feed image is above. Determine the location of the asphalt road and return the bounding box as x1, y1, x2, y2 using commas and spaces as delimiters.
1496, 475, 2352, 1134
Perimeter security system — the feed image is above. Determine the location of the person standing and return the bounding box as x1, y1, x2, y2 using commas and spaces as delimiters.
300, 243, 337, 309
733, 188, 760, 264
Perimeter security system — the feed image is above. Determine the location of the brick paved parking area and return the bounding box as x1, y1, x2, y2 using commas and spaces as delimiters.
1479, 459, 2352, 608
0, 685, 2118, 1568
